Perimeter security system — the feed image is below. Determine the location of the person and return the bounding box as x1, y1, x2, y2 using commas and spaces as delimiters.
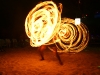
37, 44, 63, 65
37, 45, 47, 60
52, 47, 63, 65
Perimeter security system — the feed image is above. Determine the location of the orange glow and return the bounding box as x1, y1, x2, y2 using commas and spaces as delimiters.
48, 18, 89, 53
25, 1, 62, 47
25, 1, 89, 53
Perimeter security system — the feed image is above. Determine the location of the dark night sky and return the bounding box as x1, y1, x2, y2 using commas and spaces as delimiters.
0, 0, 100, 38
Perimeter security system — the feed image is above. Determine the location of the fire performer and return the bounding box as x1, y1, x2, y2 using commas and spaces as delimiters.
37, 45, 63, 65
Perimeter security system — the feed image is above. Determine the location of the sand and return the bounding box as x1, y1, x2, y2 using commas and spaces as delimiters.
0, 46, 100, 75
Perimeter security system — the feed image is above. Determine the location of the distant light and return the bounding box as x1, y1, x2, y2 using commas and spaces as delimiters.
75, 18, 81, 25
86, 14, 88, 16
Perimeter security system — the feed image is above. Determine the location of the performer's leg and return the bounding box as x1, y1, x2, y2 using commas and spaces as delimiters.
53, 47, 63, 65
38, 45, 46, 60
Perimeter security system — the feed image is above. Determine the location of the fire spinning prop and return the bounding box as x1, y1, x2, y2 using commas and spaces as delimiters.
25, 1, 89, 53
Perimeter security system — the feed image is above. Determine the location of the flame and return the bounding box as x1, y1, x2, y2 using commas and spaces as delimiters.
48, 18, 89, 53
25, 1, 89, 53
25, 1, 62, 47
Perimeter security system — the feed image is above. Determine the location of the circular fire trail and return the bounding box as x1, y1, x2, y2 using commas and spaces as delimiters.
48, 18, 89, 53
25, 1, 62, 47
25, 1, 89, 53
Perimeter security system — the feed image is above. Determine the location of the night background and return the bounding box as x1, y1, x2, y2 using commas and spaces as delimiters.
0, 0, 100, 75
0, 0, 100, 39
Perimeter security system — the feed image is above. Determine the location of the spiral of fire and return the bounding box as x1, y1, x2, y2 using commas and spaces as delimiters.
25, 1, 62, 47
25, 1, 89, 53
48, 18, 89, 53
